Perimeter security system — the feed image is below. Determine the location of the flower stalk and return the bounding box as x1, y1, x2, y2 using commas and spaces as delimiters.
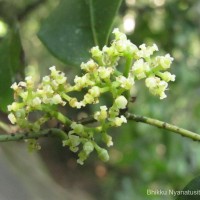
4, 28, 181, 164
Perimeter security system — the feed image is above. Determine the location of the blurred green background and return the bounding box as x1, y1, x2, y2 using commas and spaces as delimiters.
0, 0, 200, 199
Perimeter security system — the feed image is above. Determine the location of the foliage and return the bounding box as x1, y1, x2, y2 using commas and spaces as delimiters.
7, 29, 175, 164
38, 0, 123, 66
0, 0, 200, 199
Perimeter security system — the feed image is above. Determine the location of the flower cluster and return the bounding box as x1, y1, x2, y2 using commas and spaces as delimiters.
8, 28, 175, 164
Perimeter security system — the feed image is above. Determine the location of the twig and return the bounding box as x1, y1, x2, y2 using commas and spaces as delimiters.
0, 128, 67, 142
126, 113, 200, 141
0, 112, 199, 142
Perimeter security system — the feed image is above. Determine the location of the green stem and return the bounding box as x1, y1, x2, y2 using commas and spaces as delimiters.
0, 128, 67, 142
0, 112, 199, 142
123, 55, 133, 100
50, 110, 72, 125
123, 55, 133, 77
126, 113, 200, 141
42, 105, 72, 125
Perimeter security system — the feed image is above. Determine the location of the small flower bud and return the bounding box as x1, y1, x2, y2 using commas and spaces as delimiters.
98, 148, 109, 162
42, 76, 50, 83
83, 141, 94, 155
158, 72, 176, 82
32, 97, 42, 107
98, 67, 113, 79
90, 46, 102, 60
111, 115, 127, 127
89, 86, 100, 97
145, 76, 157, 88
115, 95, 128, 109
52, 94, 63, 104
94, 106, 108, 121
8, 113, 17, 124
11, 82, 18, 90
83, 93, 94, 104
81, 60, 97, 72
71, 122, 84, 134
103, 134, 113, 147
156, 54, 174, 69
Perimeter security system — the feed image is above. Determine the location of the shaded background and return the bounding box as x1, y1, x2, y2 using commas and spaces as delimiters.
0, 0, 200, 199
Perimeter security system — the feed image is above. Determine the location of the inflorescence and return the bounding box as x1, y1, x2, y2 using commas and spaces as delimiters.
7, 29, 175, 164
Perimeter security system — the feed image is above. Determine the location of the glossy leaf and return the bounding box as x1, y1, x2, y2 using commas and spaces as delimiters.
176, 176, 200, 200
89, 0, 123, 48
38, 0, 122, 66
0, 28, 24, 112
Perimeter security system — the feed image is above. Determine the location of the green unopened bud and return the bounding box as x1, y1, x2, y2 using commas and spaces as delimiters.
83, 141, 94, 155
98, 148, 109, 162
89, 86, 101, 98
157, 72, 176, 82
156, 54, 174, 69
90, 46, 102, 60
102, 133, 113, 147
77, 151, 88, 165
71, 122, 84, 134
114, 95, 128, 109
8, 113, 17, 124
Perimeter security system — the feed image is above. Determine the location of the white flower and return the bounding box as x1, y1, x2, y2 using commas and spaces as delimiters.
8, 113, 17, 124
156, 54, 174, 69
43, 85, 54, 95
111, 115, 127, 126
132, 59, 149, 80
18, 81, 27, 87
90, 46, 102, 59
49, 66, 56, 72
94, 106, 108, 121
145, 76, 158, 88
69, 98, 82, 108
52, 94, 63, 104
32, 97, 42, 107
25, 76, 33, 84
20, 91, 28, 101
89, 86, 100, 97
145, 76, 168, 99
43, 76, 50, 82
81, 60, 97, 72
151, 43, 159, 51
112, 28, 127, 40
56, 73, 67, 84
116, 75, 134, 90
160, 92, 167, 99
137, 43, 158, 58
11, 82, 18, 90
83, 141, 94, 155
7, 102, 20, 112
115, 95, 128, 109
74, 101, 84, 109
71, 122, 84, 134
103, 134, 113, 147
83, 93, 94, 104
126, 40, 138, 54
98, 67, 113, 79
158, 72, 176, 82
51, 80, 59, 88
74, 74, 94, 89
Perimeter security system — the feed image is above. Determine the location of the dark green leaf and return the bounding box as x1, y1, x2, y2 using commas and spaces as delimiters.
0, 28, 24, 112
89, 0, 123, 48
38, 0, 122, 66
176, 176, 200, 200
